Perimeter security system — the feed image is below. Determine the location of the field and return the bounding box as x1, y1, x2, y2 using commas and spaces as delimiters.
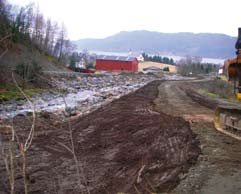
138, 61, 177, 73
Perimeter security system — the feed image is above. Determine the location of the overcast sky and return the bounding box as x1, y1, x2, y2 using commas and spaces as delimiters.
9, 0, 241, 40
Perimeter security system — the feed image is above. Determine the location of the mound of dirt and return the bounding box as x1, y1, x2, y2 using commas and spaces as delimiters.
0, 81, 200, 194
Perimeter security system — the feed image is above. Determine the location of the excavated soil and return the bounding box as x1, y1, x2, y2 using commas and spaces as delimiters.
3, 78, 240, 194
0, 80, 200, 194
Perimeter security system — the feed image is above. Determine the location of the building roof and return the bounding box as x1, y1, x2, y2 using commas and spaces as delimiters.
96, 55, 136, 62
143, 66, 161, 71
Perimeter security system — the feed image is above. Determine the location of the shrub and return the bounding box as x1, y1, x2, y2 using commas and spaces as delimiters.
208, 78, 234, 98
199, 78, 234, 99
163, 66, 170, 72
15, 61, 42, 88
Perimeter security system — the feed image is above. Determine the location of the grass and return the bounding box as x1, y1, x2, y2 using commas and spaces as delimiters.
206, 91, 219, 98
0, 85, 43, 101
216, 75, 227, 81
199, 89, 238, 103
138, 61, 177, 73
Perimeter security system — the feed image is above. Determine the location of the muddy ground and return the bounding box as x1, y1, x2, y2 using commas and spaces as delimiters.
0, 80, 199, 194
1, 78, 241, 194
155, 80, 241, 194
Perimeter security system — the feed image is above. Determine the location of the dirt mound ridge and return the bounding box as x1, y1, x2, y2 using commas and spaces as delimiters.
0, 81, 200, 194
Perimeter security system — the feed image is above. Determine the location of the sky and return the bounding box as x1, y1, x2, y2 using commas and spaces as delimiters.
9, 0, 241, 40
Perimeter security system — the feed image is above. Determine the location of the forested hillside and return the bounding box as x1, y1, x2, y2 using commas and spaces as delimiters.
0, 0, 73, 85
74, 30, 236, 59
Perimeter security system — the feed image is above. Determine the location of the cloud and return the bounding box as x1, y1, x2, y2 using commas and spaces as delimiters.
9, 0, 240, 40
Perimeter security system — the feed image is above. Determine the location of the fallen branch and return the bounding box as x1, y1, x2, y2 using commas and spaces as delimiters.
0, 33, 13, 59
136, 165, 146, 184
0, 33, 13, 43
55, 140, 74, 155
0, 48, 8, 59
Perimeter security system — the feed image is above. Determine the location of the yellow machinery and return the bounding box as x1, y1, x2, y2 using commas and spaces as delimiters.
214, 28, 241, 140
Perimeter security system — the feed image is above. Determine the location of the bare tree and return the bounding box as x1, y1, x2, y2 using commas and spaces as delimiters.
0, 73, 36, 194
55, 97, 90, 194
177, 55, 203, 65
57, 23, 67, 61
61, 39, 76, 63
0, 0, 10, 26
12, 72, 36, 194
0, 0, 12, 59
48, 21, 58, 55
23, 3, 35, 36
32, 6, 45, 47
43, 18, 51, 53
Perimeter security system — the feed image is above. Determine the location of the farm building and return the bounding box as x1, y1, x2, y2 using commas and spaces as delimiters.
96, 55, 138, 72
129, 52, 144, 62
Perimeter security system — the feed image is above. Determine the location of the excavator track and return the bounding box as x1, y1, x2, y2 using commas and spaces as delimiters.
214, 105, 241, 140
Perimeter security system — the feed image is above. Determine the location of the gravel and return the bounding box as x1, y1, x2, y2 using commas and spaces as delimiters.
0, 72, 159, 119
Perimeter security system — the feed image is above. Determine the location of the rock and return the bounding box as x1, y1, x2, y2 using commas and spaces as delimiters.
15, 112, 27, 117
70, 110, 80, 117
48, 103, 56, 106
74, 85, 81, 89
0, 73, 157, 119
39, 111, 51, 119
94, 92, 102, 97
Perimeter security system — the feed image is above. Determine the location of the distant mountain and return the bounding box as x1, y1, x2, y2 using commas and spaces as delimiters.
73, 30, 237, 59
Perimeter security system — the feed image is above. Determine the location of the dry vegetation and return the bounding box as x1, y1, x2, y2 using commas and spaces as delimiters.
138, 61, 177, 73
198, 78, 235, 100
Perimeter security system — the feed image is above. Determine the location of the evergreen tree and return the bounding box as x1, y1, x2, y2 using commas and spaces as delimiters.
141, 53, 175, 65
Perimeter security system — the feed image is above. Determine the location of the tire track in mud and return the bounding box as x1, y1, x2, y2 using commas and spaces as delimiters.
154, 80, 241, 194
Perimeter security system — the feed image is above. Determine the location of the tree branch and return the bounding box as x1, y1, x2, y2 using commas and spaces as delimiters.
54, 141, 74, 155
12, 72, 36, 152
63, 96, 90, 194
0, 33, 13, 43
0, 48, 8, 59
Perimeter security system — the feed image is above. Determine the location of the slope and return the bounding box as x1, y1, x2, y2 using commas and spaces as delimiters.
0, 43, 69, 85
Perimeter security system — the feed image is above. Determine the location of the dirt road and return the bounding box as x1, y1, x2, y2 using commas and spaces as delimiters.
1, 78, 241, 194
155, 80, 241, 194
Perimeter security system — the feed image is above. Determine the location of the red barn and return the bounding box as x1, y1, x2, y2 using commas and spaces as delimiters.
95, 55, 138, 72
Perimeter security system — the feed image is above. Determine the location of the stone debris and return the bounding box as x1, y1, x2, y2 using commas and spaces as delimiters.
0, 72, 159, 119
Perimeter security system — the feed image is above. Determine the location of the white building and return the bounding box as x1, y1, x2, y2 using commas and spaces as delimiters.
75, 58, 86, 68
129, 52, 144, 62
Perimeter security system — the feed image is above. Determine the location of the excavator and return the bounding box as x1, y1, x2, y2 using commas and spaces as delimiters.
214, 28, 241, 140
